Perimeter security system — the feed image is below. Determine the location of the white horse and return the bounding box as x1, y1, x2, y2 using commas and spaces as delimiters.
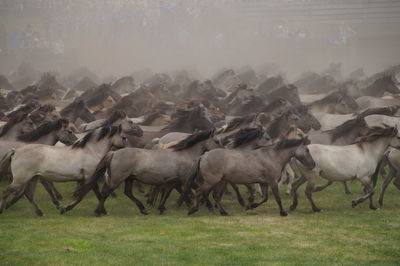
0, 118, 142, 216
290, 126, 400, 212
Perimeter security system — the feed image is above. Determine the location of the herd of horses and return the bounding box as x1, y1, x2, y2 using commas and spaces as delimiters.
0, 64, 400, 217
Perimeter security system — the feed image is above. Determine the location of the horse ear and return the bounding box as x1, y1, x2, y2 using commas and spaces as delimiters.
303, 136, 311, 145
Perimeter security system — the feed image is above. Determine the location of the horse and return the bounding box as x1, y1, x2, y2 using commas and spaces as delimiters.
60, 100, 96, 125
178, 134, 315, 216
72, 130, 222, 216
375, 148, 400, 207
356, 96, 400, 110
358, 74, 400, 97
307, 90, 358, 114
0, 119, 78, 209
133, 106, 214, 148
0, 124, 135, 216
290, 126, 400, 212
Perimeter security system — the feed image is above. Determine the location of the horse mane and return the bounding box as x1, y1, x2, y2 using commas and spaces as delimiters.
309, 91, 343, 106
72, 125, 121, 149
222, 127, 263, 148
0, 112, 30, 137
170, 130, 213, 151
266, 112, 290, 139
354, 126, 398, 144
223, 113, 257, 133
141, 111, 165, 126
18, 119, 68, 142
356, 106, 400, 119
162, 107, 204, 131
6, 102, 38, 119
275, 137, 305, 150
101, 111, 126, 127
60, 100, 85, 116
262, 98, 287, 113
325, 118, 367, 142
37, 104, 56, 113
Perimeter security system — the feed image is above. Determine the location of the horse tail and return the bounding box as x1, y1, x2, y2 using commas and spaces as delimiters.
372, 155, 386, 188
177, 157, 201, 207
0, 149, 15, 182
73, 151, 114, 199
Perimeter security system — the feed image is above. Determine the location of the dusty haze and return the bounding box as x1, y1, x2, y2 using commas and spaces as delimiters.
0, 1, 399, 81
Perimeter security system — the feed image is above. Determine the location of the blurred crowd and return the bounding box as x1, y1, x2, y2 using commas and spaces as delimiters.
0, 0, 356, 57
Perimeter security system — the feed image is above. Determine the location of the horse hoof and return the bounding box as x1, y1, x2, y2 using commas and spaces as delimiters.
280, 210, 288, 217
188, 208, 197, 215
351, 201, 357, 208
313, 208, 322, 213
370, 205, 378, 210
36, 210, 44, 217
59, 207, 66, 214
141, 210, 148, 215
220, 212, 229, 216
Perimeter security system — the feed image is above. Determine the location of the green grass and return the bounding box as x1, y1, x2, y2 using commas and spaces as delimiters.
0, 180, 399, 266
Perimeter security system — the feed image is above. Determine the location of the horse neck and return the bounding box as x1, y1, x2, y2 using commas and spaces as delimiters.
0, 126, 21, 141
360, 137, 391, 162
331, 127, 362, 145
260, 145, 297, 170
32, 131, 59, 145
81, 137, 114, 158
176, 139, 210, 156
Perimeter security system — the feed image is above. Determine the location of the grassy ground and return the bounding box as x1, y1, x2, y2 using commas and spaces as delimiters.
0, 179, 399, 266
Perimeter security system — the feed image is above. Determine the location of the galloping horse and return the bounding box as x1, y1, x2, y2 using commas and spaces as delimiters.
290, 126, 400, 212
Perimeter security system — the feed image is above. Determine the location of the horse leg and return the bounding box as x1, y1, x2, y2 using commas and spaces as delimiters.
47, 180, 63, 200
246, 183, 268, 210
59, 181, 87, 214
342, 182, 352, 195
24, 179, 44, 216
123, 179, 148, 215
313, 180, 333, 192
290, 176, 307, 211
94, 183, 112, 216
188, 183, 212, 215
229, 182, 246, 207
0, 184, 22, 214
158, 183, 174, 215
39, 179, 61, 209
246, 184, 257, 205
213, 182, 229, 216
304, 182, 321, 212
352, 177, 375, 209
271, 182, 288, 216
5, 188, 25, 209
393, 175, 400, 191
133, 180, 145, 193
378, 167, 396, 207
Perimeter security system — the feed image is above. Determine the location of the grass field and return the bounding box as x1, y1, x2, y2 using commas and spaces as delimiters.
0, 180, 399, 265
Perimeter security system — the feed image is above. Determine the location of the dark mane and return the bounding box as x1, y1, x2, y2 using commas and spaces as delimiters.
223, 113, 257, 133
222, 127, 263, 148
18, 119, 68, 142
275, 138, 304, 149
309, 91, 343, 105
356, 106, 400, 119
101, 111, 126, 127
72, 125, 121, 149
6, 102, 38, 119
170, 130, 213, 151
162, 107, 209, 131
354, 126, 397, 144
266, 112, 289, 139
141, 111, 165, 126
325, 118, 367, 142
262, 98, 287, 113
60, 100, 85, 117
0, 112, 30, 137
